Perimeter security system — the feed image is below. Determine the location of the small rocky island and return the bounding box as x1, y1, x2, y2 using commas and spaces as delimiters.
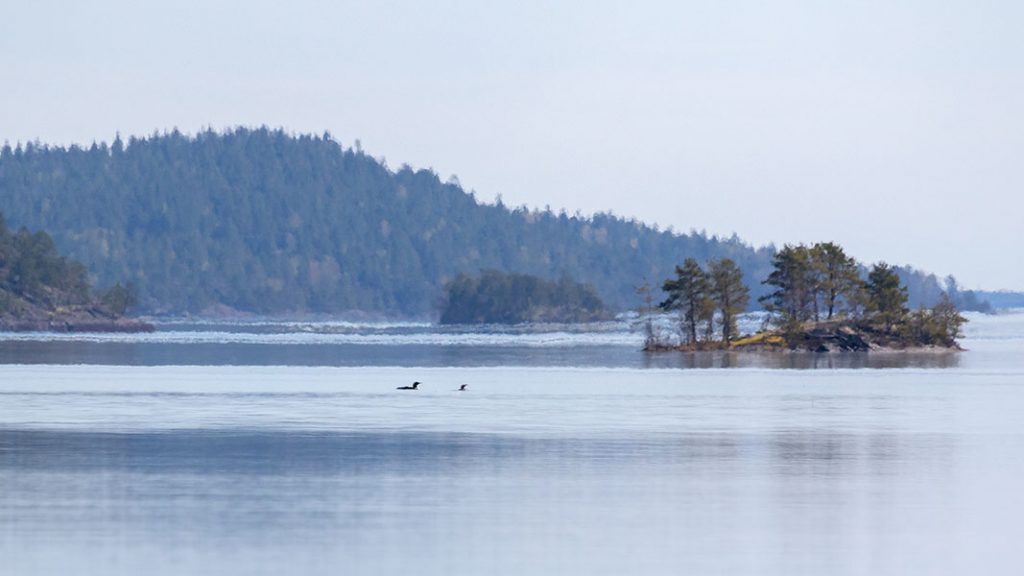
644, 243, 966, 353
729, 315, 964, 353
0, 215, 152, 333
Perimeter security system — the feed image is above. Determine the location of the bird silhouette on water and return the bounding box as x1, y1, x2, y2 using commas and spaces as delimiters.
397, 381, 420, 390
457, 384, 468, 391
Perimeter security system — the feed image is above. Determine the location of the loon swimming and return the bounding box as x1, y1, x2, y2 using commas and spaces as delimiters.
458, 384, 468, 391
397, 382, 420, 390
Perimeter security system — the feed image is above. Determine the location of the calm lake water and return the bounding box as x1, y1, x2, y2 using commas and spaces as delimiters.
2, 312, 1023, 575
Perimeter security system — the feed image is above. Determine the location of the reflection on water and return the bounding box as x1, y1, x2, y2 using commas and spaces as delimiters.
643, 350, 962, 370
0, 340, 963, 370
0, 425, 965, 576
0, 428, 933, 476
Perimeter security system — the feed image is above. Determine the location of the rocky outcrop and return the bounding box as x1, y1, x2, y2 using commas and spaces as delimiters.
729, 321, 962, 352
0, 305, 153, 333
801, 325, 874, 352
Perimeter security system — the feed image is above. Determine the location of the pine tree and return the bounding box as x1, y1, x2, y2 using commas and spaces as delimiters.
708, 258, 749, 344
866, 262, 908, 332
660, 258, 710, 345
811, 242, 863, 320
759, 244, 817, 325
928, 292, 967, 346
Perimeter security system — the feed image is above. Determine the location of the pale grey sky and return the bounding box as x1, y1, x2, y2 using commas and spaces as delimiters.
2, 0, 1022, 289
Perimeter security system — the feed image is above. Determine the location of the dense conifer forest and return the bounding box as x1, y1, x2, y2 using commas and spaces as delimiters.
0, 128, 979, 317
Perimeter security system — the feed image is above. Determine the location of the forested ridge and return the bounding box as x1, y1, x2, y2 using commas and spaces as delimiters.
0, 127, 970, 317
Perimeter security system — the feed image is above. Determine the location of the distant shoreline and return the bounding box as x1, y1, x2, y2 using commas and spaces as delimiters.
0, 315, 154, 333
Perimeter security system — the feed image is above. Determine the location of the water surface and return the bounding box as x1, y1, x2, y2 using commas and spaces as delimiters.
2, 312, 1023, 575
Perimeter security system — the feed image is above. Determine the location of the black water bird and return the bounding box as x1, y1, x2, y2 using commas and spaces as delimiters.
397, 382, 420, 390
457, 384, 468, 391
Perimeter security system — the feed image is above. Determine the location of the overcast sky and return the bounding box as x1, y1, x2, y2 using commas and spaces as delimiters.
2, 0, 1022, 289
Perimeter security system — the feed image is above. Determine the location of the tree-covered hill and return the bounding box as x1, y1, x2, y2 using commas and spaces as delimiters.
0, 128, 965, 317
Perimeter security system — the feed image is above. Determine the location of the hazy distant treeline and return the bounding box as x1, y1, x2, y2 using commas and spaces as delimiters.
0, 127, 977, 316
440, 270, 609, 324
